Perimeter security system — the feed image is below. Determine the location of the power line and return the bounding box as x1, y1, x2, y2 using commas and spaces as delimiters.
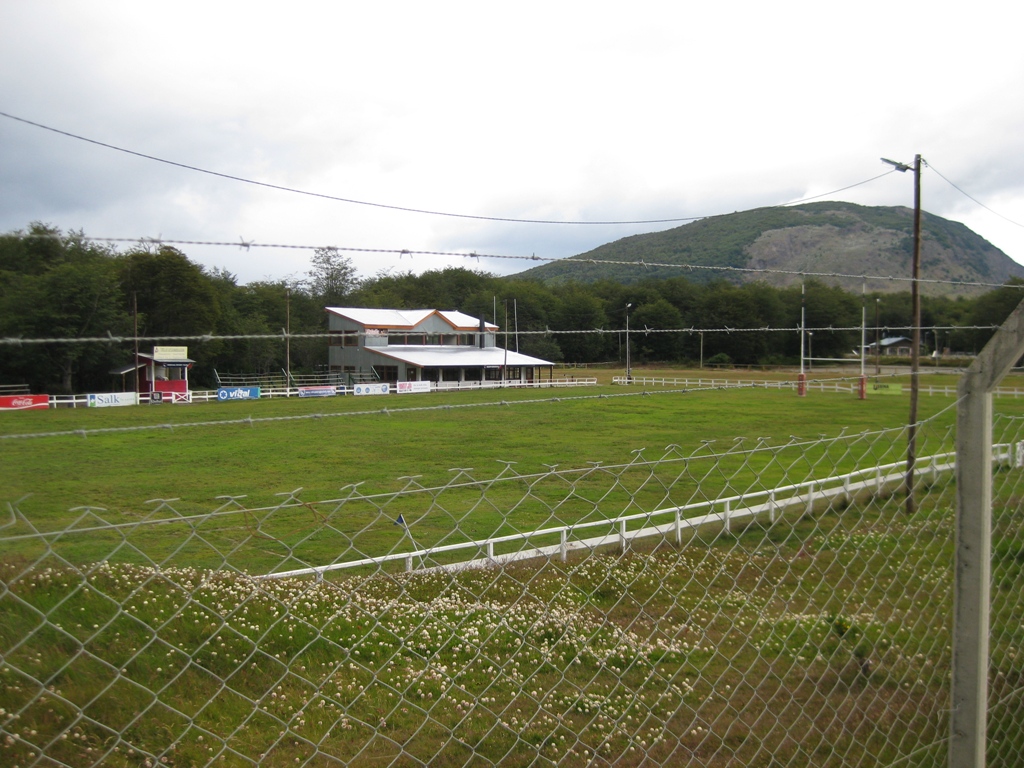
927, 162, 1024, 229
2, 109, 892, 227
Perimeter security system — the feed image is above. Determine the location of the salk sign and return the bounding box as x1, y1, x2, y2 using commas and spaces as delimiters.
88, 392, 139, 408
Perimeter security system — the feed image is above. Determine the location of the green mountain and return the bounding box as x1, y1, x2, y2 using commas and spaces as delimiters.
516, 201, 1023, 296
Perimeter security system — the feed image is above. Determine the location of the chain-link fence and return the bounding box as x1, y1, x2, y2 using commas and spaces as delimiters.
2, 408, 1022, 766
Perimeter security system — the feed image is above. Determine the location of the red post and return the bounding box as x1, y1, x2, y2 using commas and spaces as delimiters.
858, 374, 867, 400
797, 372, 807, 397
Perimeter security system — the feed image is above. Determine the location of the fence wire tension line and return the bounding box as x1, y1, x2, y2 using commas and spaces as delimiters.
3, 314, 1024, 766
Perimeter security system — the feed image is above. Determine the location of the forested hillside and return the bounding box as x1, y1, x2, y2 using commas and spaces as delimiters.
519, 202, 1024, 295
2, 224, 1023, 394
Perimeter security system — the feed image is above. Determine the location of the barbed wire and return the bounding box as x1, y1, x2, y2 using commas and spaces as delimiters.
79, 234, 1024, 293
0, 324, 999, 347
0, 409, 947, 542
0, 373, 911, 442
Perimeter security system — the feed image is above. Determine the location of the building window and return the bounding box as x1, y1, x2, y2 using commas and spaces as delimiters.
485, 368, 502, 381
375, 365, 399, 383
442, 368, 460, 382
330, 330, 359, 347
505, 367, 521, 380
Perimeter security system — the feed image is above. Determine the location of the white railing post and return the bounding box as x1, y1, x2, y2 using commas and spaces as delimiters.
722, 499, 731, 535
619, 519, 628, 552
768, 490, 776, 524
674, 509, 682, 545
560, 529, 568, 562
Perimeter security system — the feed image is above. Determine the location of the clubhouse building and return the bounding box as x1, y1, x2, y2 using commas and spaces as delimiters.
326, 307, 554, 386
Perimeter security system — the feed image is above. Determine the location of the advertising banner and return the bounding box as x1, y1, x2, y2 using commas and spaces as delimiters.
353, 383, 390, 396
298, 385, 339, 398
88, 392, 139, 408
153, 346, 188, 358
396, 381, 431, 394
217, 386, 261, 402
0, 395, 49, 411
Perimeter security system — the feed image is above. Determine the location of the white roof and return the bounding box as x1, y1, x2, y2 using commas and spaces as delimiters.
366, 345, 552, 368
326, 307, 498, 331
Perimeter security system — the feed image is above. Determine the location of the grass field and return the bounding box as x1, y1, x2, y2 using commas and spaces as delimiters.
2, 367, 1023, 766
0, 369, 984, 520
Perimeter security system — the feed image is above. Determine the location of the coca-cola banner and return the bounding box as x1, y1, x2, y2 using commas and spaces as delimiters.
0, 395, 49, 410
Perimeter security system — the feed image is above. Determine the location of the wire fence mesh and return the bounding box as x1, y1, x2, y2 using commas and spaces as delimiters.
2, 410, 1022, 766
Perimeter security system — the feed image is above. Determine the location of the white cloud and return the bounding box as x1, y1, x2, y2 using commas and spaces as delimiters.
2, 0, 1023, 284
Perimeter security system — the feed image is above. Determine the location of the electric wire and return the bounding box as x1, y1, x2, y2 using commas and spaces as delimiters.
0, 109, 896, 227
926, 162, 1024, 229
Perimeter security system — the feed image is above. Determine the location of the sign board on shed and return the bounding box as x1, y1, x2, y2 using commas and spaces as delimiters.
153, 346, 189, 358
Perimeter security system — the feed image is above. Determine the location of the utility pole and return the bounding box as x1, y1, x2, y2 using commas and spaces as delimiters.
882, 155, 923, 515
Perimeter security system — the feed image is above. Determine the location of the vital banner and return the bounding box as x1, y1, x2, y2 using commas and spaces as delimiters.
217, 386, 261, 401
396, 381, 431, 394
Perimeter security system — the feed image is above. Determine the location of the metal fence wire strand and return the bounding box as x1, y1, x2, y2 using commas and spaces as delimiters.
2, 411, 1023, 766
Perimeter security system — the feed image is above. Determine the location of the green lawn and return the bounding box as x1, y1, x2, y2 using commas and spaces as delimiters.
0, 376, 975, 523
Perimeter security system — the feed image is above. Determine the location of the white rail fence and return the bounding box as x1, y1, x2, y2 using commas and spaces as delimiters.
42, 377, 598, 408
613, 374, 1024, 398
266, 445, 1004, 581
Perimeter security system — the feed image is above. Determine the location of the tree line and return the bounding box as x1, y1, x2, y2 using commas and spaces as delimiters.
2, 224, 1022, 393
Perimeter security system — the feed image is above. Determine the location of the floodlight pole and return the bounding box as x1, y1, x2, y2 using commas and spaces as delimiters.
625, 303, 634, 381
286, 286, 292, 395
858, 283, 867, 399
882, 154, 923, 515
875, 298, 881, 376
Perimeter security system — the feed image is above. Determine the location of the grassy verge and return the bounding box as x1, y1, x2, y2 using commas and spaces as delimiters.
4, 474, 1021, 766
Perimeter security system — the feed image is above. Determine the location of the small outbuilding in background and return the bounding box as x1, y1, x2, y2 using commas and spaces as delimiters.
113, 345, 194, 402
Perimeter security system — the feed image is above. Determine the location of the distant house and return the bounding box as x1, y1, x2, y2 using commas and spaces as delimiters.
326, 307, 554, 386
863, 336, 917, 357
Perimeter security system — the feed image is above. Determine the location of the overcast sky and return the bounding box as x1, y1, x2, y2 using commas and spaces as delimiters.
2, 1, 1023, 288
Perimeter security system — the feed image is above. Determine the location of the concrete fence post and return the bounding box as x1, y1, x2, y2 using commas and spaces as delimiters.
951, 296, 1024, 767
